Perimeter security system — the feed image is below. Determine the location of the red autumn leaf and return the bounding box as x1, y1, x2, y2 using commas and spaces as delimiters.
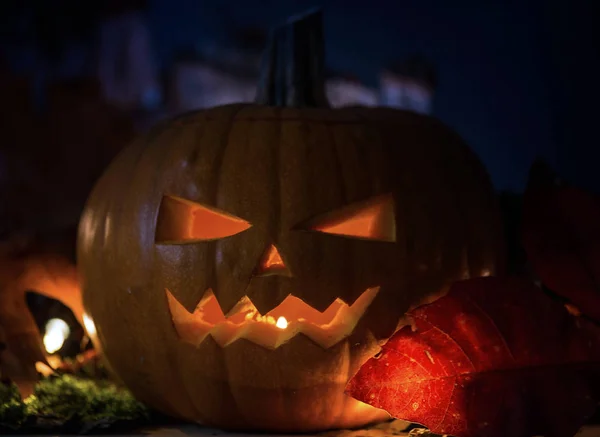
346, 276, 600, 437
522, 160, 600, 322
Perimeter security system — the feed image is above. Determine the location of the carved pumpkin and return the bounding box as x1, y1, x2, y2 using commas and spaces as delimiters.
77, 10, 505, 432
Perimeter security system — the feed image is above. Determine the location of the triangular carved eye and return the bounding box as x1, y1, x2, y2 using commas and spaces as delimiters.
156, 195, 252, 243
296, 194, 396, 242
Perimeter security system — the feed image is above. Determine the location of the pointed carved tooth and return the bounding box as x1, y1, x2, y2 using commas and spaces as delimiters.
274, 322, 303, 348
347, 286, 380, 319
166, 289, 210, 346
225, 296, 259, 324
293, 287, 380, 348
196, 289, 218, 309
166, 289, 190, 317
191, 289, 227, 326
210, 321, 248, 347
297, 319, 331, 348
329, 302, 353, 327
298, 313, 355, 349
310, 298, 345, 324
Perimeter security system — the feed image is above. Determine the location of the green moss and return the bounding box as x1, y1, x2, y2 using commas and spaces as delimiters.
0, 375, 150, 431
27, 375, 149, 421
0, 382, 26, 427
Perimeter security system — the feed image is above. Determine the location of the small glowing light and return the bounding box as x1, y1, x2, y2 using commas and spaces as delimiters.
275, 316, 288, 329
83, 313, 97, 336
46, 354, 62, 369
565, 303, 582, 317
43, 318, 70, 354
35, 361, 54, 377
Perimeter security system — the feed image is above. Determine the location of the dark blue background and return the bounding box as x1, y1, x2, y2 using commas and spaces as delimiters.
1, 0, 597, 193
149, 0, 598, 193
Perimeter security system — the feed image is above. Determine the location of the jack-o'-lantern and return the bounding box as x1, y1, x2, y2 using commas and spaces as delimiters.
77, 10, 505, 433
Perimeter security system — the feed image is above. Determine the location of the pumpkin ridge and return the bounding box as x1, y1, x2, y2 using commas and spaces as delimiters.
151, 116, 212, 312
141, 126, 212, 418
327, 120, 357, 293
181, 115, 211, 311
209, 105, 250, 305
446, 127, 505, 275
441, 139, 473, 280
442, 133, 480, 279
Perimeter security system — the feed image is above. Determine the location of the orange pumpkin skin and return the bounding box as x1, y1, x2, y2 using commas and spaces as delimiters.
77, 103, 505, 431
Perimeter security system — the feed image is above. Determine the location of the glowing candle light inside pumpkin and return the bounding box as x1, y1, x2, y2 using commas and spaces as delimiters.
276, 316, 288, 329
43, 318, 70, 354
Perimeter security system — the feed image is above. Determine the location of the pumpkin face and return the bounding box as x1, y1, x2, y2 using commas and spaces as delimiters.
157, 187, 395, 350
78, 104, 504, 431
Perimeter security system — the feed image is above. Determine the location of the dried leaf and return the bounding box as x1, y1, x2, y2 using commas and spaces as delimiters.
346, 276, 600, 437
523, 160, 600, 322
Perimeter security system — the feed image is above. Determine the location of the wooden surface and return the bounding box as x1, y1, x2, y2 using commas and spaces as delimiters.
5, 419, 600, 436
141, 422, 600, 437
142, 419, 412, 437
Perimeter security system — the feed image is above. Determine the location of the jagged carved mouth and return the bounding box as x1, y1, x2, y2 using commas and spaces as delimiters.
166, 287, 380, 349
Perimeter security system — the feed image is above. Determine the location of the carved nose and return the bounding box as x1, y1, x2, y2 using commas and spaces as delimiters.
255, 244, 291, 277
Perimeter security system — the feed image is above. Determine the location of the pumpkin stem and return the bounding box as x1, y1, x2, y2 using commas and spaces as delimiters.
255, 8, 330, 108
